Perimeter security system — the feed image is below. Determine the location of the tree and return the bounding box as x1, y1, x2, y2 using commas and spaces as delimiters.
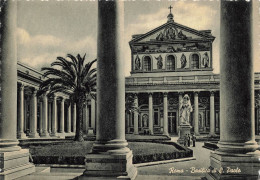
125, 94, 139, 133
39, 54, 97, 141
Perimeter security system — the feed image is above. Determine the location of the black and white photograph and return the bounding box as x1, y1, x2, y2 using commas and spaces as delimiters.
0, 0, 260, 179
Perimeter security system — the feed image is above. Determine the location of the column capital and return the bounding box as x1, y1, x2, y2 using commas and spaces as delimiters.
194, 91, 199, 96
178, 91, 184, 95
148, 92, 153, 96
133, 93, 138, 99
210, 91, 215, 96
60, 97, 65, 102
163, 92, 168, 97
19, 84, 25, 91
53, 94, 57, 99
32, 90, 37, 96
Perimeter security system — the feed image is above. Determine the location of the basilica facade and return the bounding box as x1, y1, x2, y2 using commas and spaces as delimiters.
125, 11, 260, 136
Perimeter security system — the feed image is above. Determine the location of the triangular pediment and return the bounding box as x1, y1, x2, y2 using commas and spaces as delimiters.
130, 21, 215, 44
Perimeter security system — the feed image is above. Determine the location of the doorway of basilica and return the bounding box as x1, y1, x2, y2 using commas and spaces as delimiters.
168, 111, 177, 134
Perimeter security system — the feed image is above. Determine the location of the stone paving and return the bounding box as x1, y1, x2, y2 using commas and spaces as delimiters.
135, 136, 212, 180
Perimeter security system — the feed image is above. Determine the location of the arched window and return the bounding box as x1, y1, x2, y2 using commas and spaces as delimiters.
143, 56, 152, 71
166, 55, 175, 70
191, 54, 200, 69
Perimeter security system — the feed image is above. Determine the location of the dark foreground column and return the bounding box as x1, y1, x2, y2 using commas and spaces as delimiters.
81, 1, 137, 179
0, 1, 35, 179
206, 1, 260, 179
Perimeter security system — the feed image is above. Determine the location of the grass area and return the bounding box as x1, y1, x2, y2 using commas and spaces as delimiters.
28, 141, 181, 157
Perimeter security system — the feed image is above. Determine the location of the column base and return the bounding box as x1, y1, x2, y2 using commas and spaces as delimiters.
28, 132, 40, 138
87, 129, 95, 136
0, 149, 35, 180
205, 150, 260, 180
17, 132, 27, 139
177, 124, 191, 144
80, 150, 137, 180
50, 132, 57, 137
40, 131, 50, 137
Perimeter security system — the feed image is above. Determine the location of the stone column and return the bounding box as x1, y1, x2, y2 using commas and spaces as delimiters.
41, 92, 49, 137
29, 90, 40, 138
18, 84, 27, 139
206, 1, 260, 179
59, 98, 65, 133
134, 93, 139, 135
209, 91, 215, 136
67, 102, 71, 133
73, 103, 76, 133
83, 1, 137, 179
163, 92, 168, 135
51, 95, 57, 136
0, 1, 35, 178
48, 102, 52, 133
39, 101, 43, 135
194, 91, 200, 135
126, 112, 130, 133
90, 98, 95, 131
149, 93, 153, 134
85, 104, 89, 133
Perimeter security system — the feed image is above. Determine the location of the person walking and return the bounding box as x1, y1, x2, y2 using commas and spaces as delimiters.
192, 134, 196, 147
187, 134, 191, 147
184, 135, 187, 146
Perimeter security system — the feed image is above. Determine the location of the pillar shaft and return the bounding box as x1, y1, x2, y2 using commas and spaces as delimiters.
93, 0, 128, 153
67, 103, 71, 133
29, 90, 39, 138
48, 102, 52, 133
0, 0, 20, 151
218, 0, 257, 153
194, 92, 199, 135
18, 84, 27, 139
163, 93, 168, 135
60, 98, 65, 133
149, 93, 153, 134
85, 104, 89, 132
209, 91, 215, 136
134, 94, 139, 134
90, 98, 95, 130
0, 3, 35, 178
41, 93, 49, 137
84, 1, 137, 179
51, 95, 57, 136
73, 103, 76, 133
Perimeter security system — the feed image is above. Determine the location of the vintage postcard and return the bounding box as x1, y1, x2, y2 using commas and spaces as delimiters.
0, 0, 260, 179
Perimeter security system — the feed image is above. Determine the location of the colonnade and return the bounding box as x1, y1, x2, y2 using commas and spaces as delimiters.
127, 91, 217, 136
17, 83, 96, 139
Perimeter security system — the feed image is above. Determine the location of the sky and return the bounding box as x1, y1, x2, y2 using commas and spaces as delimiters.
17, 0, 260, 76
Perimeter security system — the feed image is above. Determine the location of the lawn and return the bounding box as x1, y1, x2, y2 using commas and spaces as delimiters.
28, 141, 181, 157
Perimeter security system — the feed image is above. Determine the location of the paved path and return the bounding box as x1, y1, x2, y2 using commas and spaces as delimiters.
136, 136, 212, 180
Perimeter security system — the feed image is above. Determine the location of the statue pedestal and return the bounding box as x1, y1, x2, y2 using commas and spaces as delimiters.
177, 124, 192, 145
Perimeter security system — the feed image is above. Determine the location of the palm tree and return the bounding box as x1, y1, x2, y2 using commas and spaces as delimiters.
39, 54, 97, 141
125, 94, 139, 133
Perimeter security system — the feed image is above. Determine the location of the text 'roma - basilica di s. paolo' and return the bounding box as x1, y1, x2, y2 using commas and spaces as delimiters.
15, 7, 260, 139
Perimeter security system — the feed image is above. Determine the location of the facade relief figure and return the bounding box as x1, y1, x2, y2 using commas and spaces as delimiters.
156, 32, 164, 41
165, 27, 176, 40
155, 55, 163, 69
134, 55, 141, 70
202, 52, 209, 68
179, 94, 193, 125
178, 30, 187, 40
142, 114, 148, 127
180, 54, 187, 68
